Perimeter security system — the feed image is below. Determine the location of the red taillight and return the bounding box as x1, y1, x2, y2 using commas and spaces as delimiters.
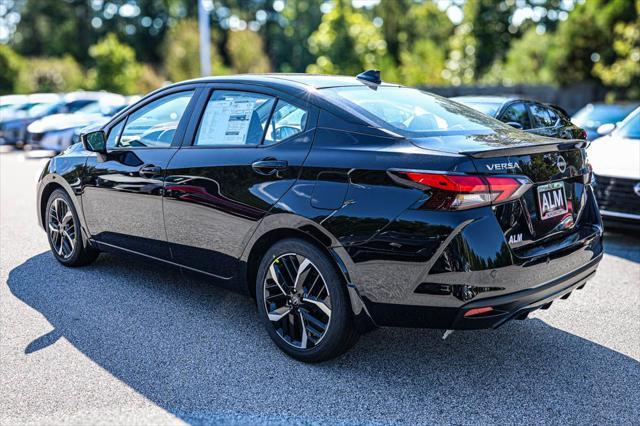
397, 171, 532, 210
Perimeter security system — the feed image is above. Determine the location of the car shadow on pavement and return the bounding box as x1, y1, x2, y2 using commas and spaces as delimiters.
8, 251, 640, 424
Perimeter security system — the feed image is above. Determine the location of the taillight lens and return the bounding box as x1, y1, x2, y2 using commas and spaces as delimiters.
396, 171, 532, 210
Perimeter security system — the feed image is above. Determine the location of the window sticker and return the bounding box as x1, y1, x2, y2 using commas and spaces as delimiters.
198, 98, 256, 145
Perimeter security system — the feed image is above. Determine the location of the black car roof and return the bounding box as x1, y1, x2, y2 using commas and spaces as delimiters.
174, 73, 402, 90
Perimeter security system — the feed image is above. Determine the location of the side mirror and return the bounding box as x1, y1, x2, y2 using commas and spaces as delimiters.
506, 121, 523, 130
596, 123, 616, 136
81, 130, 107, 153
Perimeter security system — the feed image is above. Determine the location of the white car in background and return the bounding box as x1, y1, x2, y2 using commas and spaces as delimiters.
26, 93, 132, 153
588, 107, 640, 227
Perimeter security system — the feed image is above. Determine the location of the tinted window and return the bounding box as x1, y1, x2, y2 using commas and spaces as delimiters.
499, 102, 531, 129
264, 100, 308, 145
195, 90, 275, 146
106, 120, 124, 148
116, 91, 193, 148
530, 103, 556, 128
320, 86, 510, 136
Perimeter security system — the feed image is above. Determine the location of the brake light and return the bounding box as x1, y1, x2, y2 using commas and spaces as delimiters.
396, 171, 532, 210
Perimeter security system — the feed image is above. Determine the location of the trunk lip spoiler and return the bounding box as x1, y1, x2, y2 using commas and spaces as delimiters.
462, 140, 590, 159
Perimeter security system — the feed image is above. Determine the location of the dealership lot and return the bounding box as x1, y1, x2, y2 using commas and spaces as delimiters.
1, 149, 638, 425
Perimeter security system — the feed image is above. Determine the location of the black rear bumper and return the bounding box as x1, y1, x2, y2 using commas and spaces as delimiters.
362, 252, 602, 330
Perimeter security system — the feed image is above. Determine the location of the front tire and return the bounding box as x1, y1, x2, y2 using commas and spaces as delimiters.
45, 189, 99, 266
256, 238, 359, 362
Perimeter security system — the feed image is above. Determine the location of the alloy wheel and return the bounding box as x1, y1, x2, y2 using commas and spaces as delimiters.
263, 253, 332, 349
48, 197, 76, 259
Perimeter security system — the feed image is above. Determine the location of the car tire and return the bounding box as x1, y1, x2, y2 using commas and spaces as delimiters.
256, 238, 359, 362
45, 189, 99, 267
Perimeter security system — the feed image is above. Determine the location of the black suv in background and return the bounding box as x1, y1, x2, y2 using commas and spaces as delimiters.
452, 96, 586, 140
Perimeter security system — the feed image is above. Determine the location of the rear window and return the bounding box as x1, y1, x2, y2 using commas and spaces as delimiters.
320, 86, 508, 136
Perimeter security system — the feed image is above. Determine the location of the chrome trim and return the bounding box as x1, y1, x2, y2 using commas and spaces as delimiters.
600, 210, 640, 221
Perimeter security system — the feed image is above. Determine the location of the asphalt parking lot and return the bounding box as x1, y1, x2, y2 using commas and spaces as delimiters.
1, 148, 639, 425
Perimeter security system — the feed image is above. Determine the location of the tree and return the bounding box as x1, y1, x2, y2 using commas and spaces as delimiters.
399, 39, 447, 86
226, 30, 271, 73
0, 44, 23, 94
547, 0, 638, 85
15, 56, 84, 93
262, 0, 324, 73
87, 33, 142, 95
307, 0, 388, 76
593, 2, 640, 98
163, 19, 228, 82
481, 27, 555, 85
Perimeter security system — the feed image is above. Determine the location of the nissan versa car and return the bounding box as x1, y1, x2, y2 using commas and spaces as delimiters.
452, 96, 587, 140
37, 72, 603, 362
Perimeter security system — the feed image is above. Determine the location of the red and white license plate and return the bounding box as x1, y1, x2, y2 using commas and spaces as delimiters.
537, 181, 568, 220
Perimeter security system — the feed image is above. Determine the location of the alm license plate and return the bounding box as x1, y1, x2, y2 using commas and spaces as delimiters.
537, 181, 568, 220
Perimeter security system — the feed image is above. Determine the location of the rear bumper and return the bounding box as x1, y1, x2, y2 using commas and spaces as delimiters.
361, 252, 601, 330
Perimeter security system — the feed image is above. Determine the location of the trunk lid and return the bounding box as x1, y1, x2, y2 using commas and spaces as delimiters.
410, 131, 592, 250
473, 147, 591, 251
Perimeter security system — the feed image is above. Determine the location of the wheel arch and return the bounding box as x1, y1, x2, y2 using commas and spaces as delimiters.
242, 219, 377, 333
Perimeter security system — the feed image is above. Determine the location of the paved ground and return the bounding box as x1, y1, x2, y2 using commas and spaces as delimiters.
1, 149, 639, 425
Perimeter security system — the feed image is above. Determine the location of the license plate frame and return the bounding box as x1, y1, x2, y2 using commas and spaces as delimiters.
537, 181, 568, 220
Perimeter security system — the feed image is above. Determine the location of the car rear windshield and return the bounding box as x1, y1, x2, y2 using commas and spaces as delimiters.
320, 86, 507, 136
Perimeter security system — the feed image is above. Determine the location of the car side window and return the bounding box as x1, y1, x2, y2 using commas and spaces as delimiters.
113, 91, 194, 149
499, 102, 531, 129
194, 90, 275, 146
106, 120, 124, 148
530, 103, 555, 128
263, 100, 308, 145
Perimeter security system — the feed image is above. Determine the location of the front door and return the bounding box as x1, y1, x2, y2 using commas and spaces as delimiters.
82, 89, 197, 259
163, 87, 316, 280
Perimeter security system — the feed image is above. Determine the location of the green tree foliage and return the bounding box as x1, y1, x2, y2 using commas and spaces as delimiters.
15, 56, 84, 93
227, 30, 271, 73
307, 0, 388, 76
593, 1, 640, 98
481, 27, 555, 85
11, 0, 190, 67
548, 0, 637, 86
163, 19, 228, 82
263, 0, 324, 73
399, 39, 446, 86
87, 33, 142, 95
444, 0, 519, 85
0, 44, 23, 94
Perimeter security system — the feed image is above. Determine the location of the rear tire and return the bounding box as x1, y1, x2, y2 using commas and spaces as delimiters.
45, 189, 99, 267
256, 238, 359, 362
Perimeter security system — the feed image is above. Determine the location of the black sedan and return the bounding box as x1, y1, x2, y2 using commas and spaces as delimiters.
37, 72, 603, 362
452, 96, 587, 140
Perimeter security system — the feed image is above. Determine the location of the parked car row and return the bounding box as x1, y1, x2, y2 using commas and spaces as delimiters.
0, 91, 138, 152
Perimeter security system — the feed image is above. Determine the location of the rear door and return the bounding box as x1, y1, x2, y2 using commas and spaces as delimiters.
163, 84, 317, 280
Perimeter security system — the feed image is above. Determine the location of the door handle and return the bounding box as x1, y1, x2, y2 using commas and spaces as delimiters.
139, 164, 162, 178
251, 159, 288, 176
